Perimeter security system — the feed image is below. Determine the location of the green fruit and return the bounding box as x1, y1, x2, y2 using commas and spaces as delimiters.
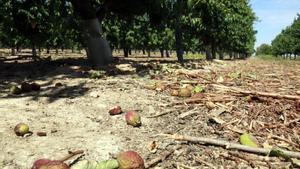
97, 160, 119, 169
240, 133, 258, 148
10, 85, 22, 95
14, 123, 30, 136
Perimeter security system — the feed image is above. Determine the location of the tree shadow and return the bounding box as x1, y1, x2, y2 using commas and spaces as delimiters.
0, 55, 207, 102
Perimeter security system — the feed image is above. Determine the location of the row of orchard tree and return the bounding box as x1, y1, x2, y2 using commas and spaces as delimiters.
0, 0, 256, 66
257, 14, 300, 59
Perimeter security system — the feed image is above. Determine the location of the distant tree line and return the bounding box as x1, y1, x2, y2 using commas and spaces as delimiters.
0, 0, 257, 66
256, 14, 300, 59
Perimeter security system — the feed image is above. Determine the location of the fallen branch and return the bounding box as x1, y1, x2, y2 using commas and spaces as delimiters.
213, 84, 300, 101
145, 146, 181, 168
166, 134, 300, 159
60, 150, 84, 162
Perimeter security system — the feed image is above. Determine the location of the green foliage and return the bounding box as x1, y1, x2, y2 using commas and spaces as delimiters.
0, 0, 257, 61
256, 44, 272, 55
271, 14, 300, 57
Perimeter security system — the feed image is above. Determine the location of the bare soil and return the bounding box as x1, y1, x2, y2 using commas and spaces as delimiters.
0, 51, 299, 169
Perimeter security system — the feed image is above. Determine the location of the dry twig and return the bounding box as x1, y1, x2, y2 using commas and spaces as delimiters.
166, 134, 300, 158
145, 145, 181, 168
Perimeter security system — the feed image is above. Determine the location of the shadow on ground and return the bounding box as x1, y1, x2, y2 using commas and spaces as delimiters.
0, 55, 207, 102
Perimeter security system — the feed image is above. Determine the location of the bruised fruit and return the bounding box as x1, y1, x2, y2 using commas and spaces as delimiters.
117, 151, 145, 169
32, 160, 69, 169
170, 90, 179, 96
14, 123, 29, 136
178, 88, 191, 97
125, 111, 141, 127
109, 106, 122, 115
183, 84, 194, 91
21, 82, 32, 92
31, 83, 41, 91
144, 82, 156, 90
10, 85, 22, 95
32, 159, 52, 169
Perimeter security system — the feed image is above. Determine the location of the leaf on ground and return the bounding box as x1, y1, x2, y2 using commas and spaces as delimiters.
291, 158, 300, 167
229, 72, 242, 79
217, 76, 224, 83
240, 133, 259, 148
192, 85, 204, 94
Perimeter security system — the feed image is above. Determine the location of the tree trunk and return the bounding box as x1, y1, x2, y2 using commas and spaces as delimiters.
32, 43, 37, 60
218, 51, 224, 60
205, 47, 213, 60
83, 18, 112, 66
160, 48, 164, 58
123, 48, 129, 57
175, 26, 184, 63
47, 47, 50, 54
11, 48, 16, 56
128, 49, 132, 55
55, 48, 59, 54
147, 50, 151, 57
211, 44, 216, 60
142, 49, 146, 55
16, 45, 21, 53
166, 50, 170, 57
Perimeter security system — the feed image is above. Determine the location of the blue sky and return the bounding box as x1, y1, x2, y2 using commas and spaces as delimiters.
250, 0, 300, 48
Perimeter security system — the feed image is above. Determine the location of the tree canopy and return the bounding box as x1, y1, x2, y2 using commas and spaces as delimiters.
0, 0, 257, 64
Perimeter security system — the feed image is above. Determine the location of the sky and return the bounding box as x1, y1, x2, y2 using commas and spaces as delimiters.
250, 0, 300, 48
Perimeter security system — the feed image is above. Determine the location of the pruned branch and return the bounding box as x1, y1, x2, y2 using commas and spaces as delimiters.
166, 134, 300, 159
213, 84, 300, 101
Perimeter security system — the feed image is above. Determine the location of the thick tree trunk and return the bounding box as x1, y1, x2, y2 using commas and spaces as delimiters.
83, 18, 112, 66
142, 49, 146, 55
211, 44, 216, 60
218, 51, 224, 60
166, 50, 170, 57
16, 45, 21, 53
205, 47, 213, 60
147, 50, 151, 57
32, 43, 37, 60
11, 48, 16, 56
175, 27, 184, 63
160, 48, 164, 58
123, 48, 129, 57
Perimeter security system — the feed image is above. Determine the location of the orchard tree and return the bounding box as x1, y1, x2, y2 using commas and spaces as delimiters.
256, 44, 272, 55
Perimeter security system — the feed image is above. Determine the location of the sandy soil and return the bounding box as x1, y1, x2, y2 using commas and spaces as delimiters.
0, 52, 299, 169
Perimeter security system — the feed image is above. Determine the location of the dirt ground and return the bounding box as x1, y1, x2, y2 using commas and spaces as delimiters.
0, 51, 299, 169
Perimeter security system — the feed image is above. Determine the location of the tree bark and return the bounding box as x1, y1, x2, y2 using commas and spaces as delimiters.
83, 18, 112, 66
175, 27, 184, 63
205, 47, 212, 60
123, 48, 129, 57
72, 0, 112, 66
11, 48, 16, 56
142, 49, 146, 55
159, 48, 164, 58
218, 51, 224, 60
166, 50, 170, 57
